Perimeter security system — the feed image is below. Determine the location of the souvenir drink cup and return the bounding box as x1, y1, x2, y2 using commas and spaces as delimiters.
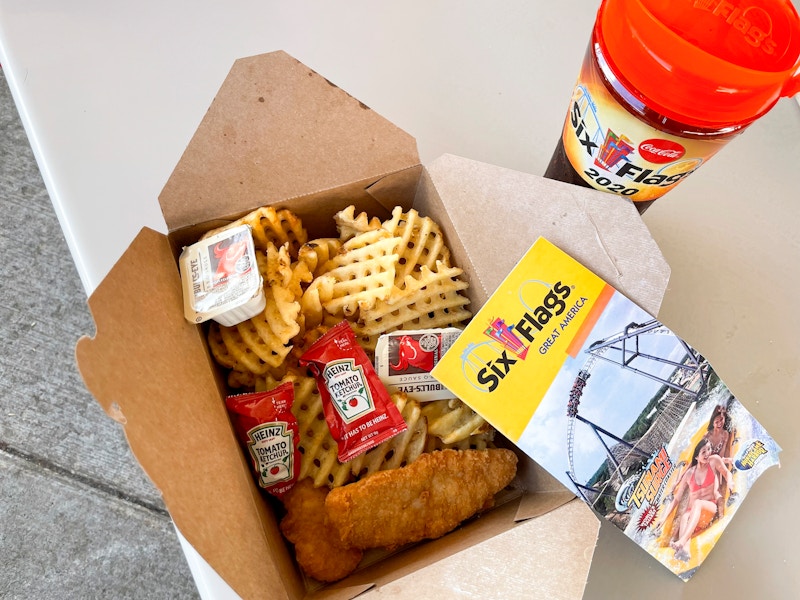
544, 0, 800, 213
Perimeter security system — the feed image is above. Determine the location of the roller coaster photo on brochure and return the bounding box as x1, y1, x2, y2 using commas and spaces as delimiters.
519, 301, 779, 580
432, 238, 781, 581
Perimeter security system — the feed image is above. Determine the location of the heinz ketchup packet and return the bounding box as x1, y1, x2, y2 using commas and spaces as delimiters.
299, 320, 407, 462
225, 382, 301, 498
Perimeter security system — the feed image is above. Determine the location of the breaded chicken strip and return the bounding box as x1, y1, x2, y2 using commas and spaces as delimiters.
280, 479, 363, 582
325, 448, 517, 549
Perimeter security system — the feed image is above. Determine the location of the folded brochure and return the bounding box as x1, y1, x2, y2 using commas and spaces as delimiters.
431, 237, 780, 581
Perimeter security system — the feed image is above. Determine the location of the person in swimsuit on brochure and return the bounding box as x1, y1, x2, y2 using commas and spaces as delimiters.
658, 437, 734, 562
703, 403, 739, 517
704, 405, 733, 466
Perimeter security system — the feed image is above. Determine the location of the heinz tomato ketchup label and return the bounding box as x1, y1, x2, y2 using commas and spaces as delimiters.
225, 382, 301, 498
559, 55, 730, 203
299, 320, 407, 462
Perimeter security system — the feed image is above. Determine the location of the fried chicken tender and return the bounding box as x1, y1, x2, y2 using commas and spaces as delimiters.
325, 448, 518, 549
279, 479, 363, 582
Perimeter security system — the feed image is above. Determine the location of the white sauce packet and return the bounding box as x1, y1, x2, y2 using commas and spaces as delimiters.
179, 225, 265, 326
374, 328, 462, 402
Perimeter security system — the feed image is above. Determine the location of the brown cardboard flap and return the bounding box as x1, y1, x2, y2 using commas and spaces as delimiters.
515, 490, 578, 521
365, 165, 425, 212
167, 175, 413, 256
158, 51, 420, 232
326, 498, 598, 600
320, 494, 527, 596
307, 584, 376, 600
75, 228, 299, 600
423, 154, 670, 315
512, 457, 579, 520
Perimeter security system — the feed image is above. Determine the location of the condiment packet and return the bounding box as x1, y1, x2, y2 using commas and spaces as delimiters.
299, 320, 408, 463
179, 224, 265, 326
374, 328, 461, 401
225, 382, 301, 499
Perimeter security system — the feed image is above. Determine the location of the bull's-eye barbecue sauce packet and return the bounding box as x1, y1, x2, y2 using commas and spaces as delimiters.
299, 320, 407, 462
225, 382, 301, 499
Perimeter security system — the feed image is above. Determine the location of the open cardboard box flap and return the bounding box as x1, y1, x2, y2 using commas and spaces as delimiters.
75, 227, 302, 600
75, 51, 670, 600
419, 154, 670, 313
158, 51, 420, 243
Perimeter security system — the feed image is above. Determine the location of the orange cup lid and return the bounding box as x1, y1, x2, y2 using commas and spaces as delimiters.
598, 0, 800, 127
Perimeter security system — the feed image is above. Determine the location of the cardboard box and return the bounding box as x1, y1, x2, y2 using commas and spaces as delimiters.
75, 51, 671, 600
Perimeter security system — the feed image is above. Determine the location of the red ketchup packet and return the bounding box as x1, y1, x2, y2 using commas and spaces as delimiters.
225, 382, 301, 499
299, 320, 408, 463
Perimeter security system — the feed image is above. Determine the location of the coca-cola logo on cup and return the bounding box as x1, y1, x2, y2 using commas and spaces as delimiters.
638, 139, 685, 164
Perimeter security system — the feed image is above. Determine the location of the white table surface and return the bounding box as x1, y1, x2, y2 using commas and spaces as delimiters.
2, 1, 799, 598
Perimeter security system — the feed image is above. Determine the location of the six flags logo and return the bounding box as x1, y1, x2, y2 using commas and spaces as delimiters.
461, 280, 572, 392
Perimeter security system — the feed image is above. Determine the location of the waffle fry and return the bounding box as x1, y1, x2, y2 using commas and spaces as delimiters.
297, 276, 333, 330
286, 322, 325, 357
236, 314, 294, 369
298, 238, 342, 278
208, 242, 307, 375
421, 399, 491, 445
258, 244, 305, 332
227, 368, 257, 390
382, 207, 452, 283
285, 372, 349, 488
209, 321, 290, 386
257, 242, 312, 299
423, 431, 496, 453
355, 263, 472, 348
276, 371, 427, 488
211, 323, 269, 375
346, 393, 427, 479
325, 228, 399, 261
208, 324, 268, 388
334, 205, 382, 241
206, 203, 473, 380
305, 230, 402, 318
202, 206, 308, 257
207, 322, 240, 371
